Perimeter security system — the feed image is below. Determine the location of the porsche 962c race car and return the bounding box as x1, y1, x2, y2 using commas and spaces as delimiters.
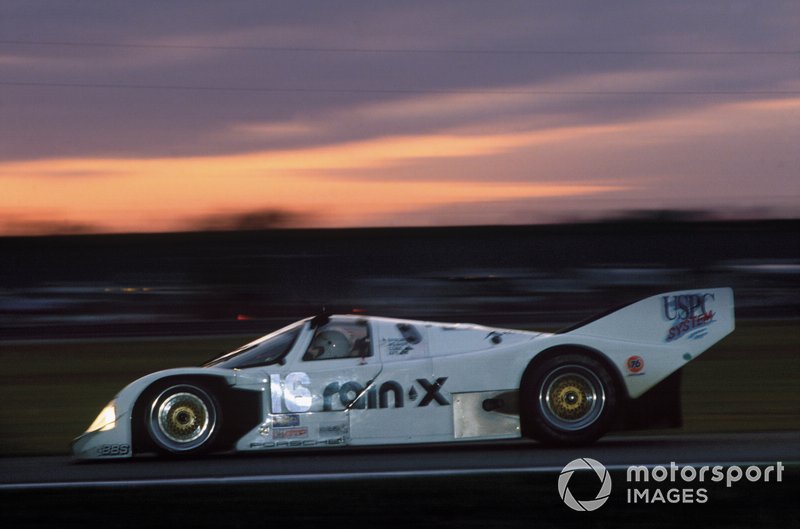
73, 288, 734, 459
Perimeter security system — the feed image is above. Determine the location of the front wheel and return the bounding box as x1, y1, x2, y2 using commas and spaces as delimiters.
145, 384, 221, 455
522, 353, 616, 446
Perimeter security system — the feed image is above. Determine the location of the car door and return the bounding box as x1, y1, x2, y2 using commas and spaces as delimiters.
348, 318, 454, 444
273, 316, 382, 445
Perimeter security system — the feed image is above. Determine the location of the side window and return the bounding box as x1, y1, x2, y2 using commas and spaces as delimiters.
204, 322, 302, 369
303, 319, 371, 361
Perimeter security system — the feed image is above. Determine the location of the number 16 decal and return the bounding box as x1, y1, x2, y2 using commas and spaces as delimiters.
270, 372, 312, 413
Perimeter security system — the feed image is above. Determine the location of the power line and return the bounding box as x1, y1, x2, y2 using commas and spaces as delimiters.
2, 81, 797, 97
1, 39, 797, 56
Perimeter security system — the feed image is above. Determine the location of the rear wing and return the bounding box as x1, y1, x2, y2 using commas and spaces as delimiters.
565, 288, 735, 358
560, 288, 734, 402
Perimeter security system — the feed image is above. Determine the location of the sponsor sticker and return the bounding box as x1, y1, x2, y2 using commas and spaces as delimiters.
383, 338, 413, 355
319, 423, 349, 437
273, 427, 308, 440
626, 355, 645, 375
96, 444, 130, 457
322, 377, 448, 411
662, 293, 716, 342
273, 414, 300, 428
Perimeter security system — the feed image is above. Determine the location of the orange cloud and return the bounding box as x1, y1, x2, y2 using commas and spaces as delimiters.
0, 130, 626, 233
10, 94, 794, 235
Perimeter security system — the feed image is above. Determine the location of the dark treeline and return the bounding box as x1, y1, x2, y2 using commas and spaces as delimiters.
1, 219, 798, 338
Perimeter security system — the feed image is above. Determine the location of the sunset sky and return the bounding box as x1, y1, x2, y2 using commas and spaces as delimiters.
1, 1, 798, 235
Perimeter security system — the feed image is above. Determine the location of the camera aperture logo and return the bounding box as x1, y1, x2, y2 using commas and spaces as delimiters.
558, 458, 612, 512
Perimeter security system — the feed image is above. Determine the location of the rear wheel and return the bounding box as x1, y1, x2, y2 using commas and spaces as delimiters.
145, 383, 220, 455
522, 353, 616, 446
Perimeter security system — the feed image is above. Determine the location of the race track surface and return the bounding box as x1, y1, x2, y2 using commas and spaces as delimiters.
1, 431, 797, 490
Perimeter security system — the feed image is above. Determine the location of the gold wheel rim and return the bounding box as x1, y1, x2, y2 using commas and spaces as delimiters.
538, 366, 605, 431
547, 376, 592, 420
158, 392, 210, 444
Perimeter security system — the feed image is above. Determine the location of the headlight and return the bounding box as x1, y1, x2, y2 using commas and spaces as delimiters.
86, 400, 117, 433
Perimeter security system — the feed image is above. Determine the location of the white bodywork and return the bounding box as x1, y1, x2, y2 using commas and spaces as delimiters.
73, 288, 734, 459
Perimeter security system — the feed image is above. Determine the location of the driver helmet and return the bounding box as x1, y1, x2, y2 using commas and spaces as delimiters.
310, 329, 352, 358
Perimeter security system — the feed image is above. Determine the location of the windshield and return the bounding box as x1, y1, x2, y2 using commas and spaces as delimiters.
203, 320, 305, 369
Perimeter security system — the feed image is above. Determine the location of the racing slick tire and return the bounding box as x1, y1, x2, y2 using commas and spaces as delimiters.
521, 353, 617, 446
145, 383, 221, 456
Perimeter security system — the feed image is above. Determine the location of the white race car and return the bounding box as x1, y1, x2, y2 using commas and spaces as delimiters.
72, 288, 734, 459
